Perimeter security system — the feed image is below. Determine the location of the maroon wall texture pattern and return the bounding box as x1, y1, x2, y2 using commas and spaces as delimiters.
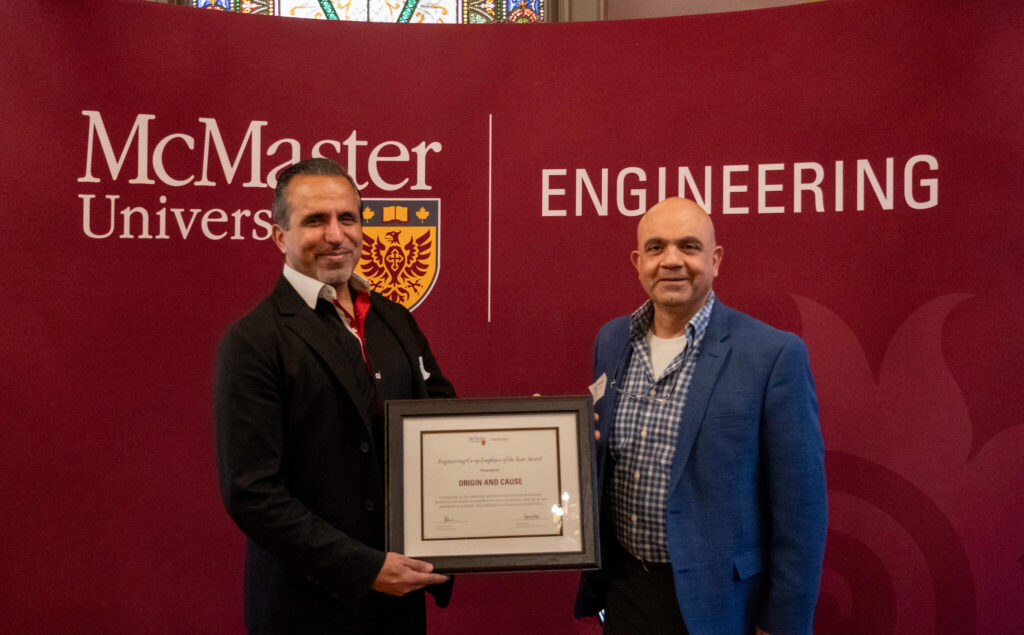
1, 0, 1021, 632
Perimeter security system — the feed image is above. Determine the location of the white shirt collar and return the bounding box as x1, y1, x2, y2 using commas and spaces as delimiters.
281, 264, 371, 310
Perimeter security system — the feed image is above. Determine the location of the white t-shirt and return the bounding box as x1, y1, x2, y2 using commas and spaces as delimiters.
646, 330, 689, 381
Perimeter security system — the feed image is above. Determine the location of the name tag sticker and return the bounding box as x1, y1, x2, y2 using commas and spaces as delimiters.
589, 373, 607, 404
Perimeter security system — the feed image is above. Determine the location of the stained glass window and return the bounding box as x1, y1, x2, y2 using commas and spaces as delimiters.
193, 0, 546, 23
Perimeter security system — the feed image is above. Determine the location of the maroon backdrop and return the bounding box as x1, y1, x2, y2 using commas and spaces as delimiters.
1, 0, 1021, 632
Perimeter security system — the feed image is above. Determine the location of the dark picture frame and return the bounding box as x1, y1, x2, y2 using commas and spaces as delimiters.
386, 395, 600, 574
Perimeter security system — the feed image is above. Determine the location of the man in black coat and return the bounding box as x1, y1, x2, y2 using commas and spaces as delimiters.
214, 157, 454, 634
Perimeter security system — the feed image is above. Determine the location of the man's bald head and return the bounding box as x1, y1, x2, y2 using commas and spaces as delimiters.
636, 197, 716, 250
631, 198, 722, 332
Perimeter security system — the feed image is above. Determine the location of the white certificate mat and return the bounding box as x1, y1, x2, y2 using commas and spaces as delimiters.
386, 396, 600, 573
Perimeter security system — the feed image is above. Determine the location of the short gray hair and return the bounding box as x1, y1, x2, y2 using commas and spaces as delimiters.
272, 158, 362, 228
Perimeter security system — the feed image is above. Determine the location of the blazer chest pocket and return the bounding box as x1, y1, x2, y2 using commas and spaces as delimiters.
705, 411, 758, 431
704, 413, 761, 448
702, 412, 759, 462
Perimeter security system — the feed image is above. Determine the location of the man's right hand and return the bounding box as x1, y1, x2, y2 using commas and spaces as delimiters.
371, 552, 449, 596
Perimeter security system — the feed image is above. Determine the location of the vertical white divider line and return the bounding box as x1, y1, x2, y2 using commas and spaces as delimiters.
487, 113, 493, 323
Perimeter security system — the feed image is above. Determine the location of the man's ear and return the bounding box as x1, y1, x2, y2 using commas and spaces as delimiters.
271, 225, 287, 254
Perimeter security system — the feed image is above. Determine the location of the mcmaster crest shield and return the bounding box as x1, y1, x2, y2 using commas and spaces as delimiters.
357, 198, 440, 310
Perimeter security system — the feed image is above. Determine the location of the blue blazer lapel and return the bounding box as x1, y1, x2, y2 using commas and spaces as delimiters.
593, 317, 633, 473
668, 303, 731, 494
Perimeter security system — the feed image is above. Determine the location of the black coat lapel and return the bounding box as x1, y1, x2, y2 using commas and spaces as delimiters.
368, 294, 428, 398
271, 276, 376, 433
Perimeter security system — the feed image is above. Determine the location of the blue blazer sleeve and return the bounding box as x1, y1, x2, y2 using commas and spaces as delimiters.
757, 334, 828, 635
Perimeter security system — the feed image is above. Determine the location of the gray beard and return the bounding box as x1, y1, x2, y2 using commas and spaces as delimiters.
318, 264, 354, 288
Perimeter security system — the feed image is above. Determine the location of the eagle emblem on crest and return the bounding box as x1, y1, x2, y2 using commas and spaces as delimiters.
357, 199, 440, 310
361, 230, 433, 304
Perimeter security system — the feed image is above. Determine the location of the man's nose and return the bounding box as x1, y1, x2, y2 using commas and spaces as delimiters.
323, 218, 343, 243
661, 246, 684, 266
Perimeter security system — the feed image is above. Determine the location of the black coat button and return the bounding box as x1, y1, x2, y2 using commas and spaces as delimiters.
359, 441, 370, 453
365, 500, 376, 511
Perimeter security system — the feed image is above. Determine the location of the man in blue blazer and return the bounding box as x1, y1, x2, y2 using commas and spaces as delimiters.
576, 198, 827, 635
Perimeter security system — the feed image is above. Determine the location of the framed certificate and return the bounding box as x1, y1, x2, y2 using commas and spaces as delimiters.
386, 395, 600, 574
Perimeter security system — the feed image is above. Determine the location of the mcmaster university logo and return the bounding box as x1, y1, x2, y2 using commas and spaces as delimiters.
358, 198, 440, 310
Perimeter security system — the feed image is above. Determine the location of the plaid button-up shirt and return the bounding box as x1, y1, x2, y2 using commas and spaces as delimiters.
608, 292, 715, 562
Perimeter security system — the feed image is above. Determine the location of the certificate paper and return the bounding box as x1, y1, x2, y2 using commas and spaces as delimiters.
387, 396, 600, 573
420, 426, 563, 540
